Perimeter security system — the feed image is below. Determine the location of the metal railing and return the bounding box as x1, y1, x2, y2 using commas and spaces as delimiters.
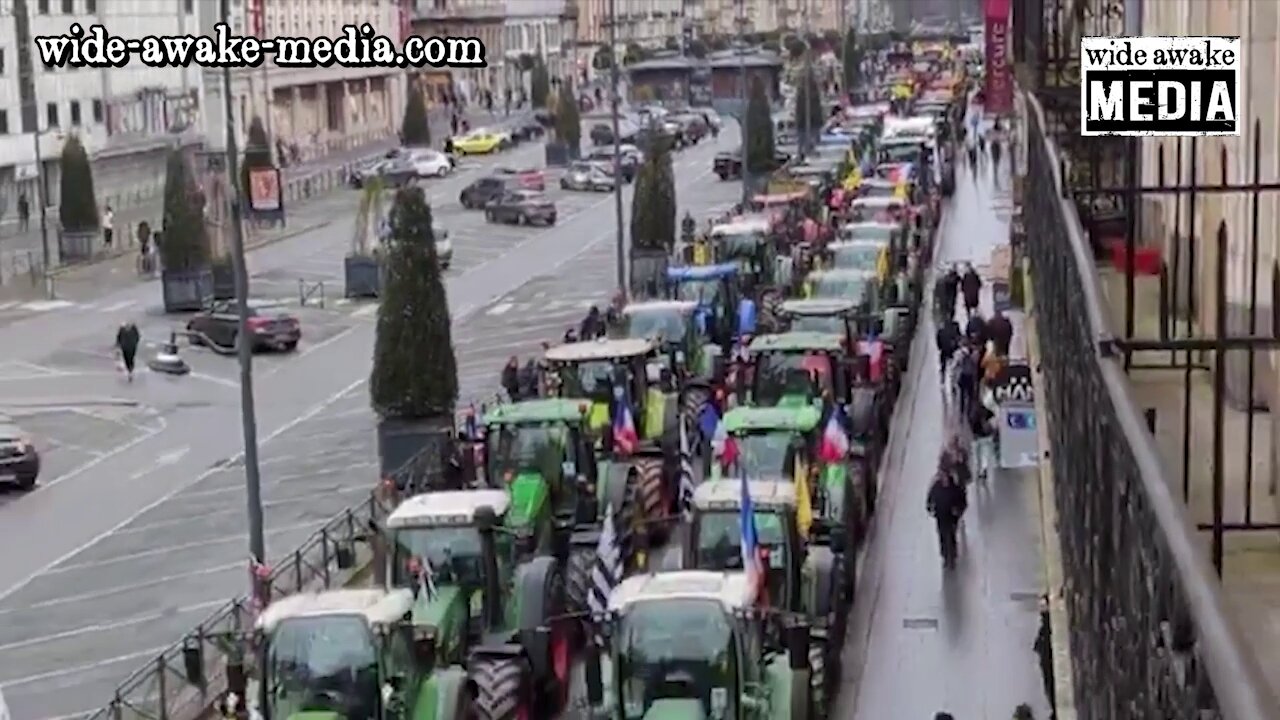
1022, 93, 1280, 719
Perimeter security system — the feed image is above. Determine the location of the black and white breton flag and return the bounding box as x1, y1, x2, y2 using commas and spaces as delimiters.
678, 420, 697, 521
589, 503, 623, 644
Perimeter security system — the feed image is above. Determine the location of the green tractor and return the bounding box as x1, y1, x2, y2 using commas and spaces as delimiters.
475, 399, 649, 614
381, 490, 572, 720
615, 299, 723, 428
710, 405, 870, 601
579, 570, 818, 720
684, 480, 847, 716
544, 338, 683, 541
250, 588, 470, 720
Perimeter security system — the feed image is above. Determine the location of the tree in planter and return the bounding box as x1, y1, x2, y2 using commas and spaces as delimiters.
630, 133, 676, 254
159, 148, 210, 272
59, 135, 99, 234
370, 186, 458, 423
554, 81, 581, 155
784, 35, 807, 61
823, 30, 841, 49
744, 76, 777, 176
794, 61, 824, 153
842, 29, 861, 96
401, 85, 431, 147
623, 42, 647, 65
593, 47, 614, 70
530, 58, 551, 109
687, 39, 708, 58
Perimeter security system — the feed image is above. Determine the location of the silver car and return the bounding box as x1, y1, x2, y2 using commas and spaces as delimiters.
559, 162, 615, 192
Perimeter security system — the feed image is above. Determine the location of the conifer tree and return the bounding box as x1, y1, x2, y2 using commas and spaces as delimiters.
58, 135, 99, 233
555, 81, 581, 153
159, 148, 210, 271
842, 29, 861, 95
794, 62, 824, 150
630, 133, 676, 252
401, 86, 431, 146
744, 76, 777, 174
530, 59, 551, 109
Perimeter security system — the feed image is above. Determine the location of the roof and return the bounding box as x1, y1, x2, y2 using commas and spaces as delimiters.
609, 571, 756, 612
693, 479, 796, 511
723, 404, 822, 433
666, 263, 739, 281
544, 337, 656, 362
749, 331, 845, 353
386, 489, 511, 529
829, 239, 888, 252
623, 300, 697, 315
850, 196, 907, 207
781, 298, 858, 315
807, 268, 879, 281
711, 218, 770, 235
859, 178, 897, 188
839, 221, 899, 232
481, 398, 589, 426
256, 589, 414, 632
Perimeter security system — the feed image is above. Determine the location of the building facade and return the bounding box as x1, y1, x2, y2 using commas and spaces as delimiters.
206, 0, 405, 164
567, 0, 679, 83
503, 0, 575, 99
408, 0, 504, 106
0, 0, 204, 220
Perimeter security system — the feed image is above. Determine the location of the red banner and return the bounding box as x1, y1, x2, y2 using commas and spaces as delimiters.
984, 0, 1013, 115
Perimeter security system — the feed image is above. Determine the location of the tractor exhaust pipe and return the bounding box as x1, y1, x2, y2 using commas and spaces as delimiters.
787, 620, 811, 720
475, 505, 502, 628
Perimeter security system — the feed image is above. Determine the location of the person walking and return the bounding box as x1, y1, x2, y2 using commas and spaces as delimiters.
500, 356, 521, 401
17, 194, 29, 233
987, 309, 1014, 357
935, 319, 961, 387
1034, 596, 1057, 717
102, 205, 115, 249
961, 264, 983, 318
115, 321, 141, 382
926, 470, 967, 568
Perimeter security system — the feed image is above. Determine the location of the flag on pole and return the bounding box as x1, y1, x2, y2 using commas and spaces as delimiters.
678, 420, 697, 521
739, 472, 766, 603
818, 409, 850, 463
408, 556, 437, 600
612, 393, 639, 456
793, 454, 814, 539
589, 503, 623, 645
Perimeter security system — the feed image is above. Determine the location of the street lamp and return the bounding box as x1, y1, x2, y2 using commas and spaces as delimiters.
608, 0, 626, 301
737, 0, 749, 205
30, 131, 53, 298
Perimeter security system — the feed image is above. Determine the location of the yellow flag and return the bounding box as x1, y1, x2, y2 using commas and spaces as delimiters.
876, 247, 890, 282
794, 456, 814, 538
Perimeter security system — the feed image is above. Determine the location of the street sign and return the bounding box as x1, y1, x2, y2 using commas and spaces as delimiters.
991, 361, 1034, 404
998, 404, 1039, 468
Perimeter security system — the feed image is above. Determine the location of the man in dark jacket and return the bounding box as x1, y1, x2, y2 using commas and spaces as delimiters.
940, 265, 960, 321
501, 356, 521, 400
935, 320, 961, 385
1034, 595, 1057, 717
961, 264, 982, 317
116, 321, 141, 382
518, 359, 540, 399
926, 470, 967, 566
580, 306, 604, 340
987, 310, 1014, 356
966, 314, 988, 356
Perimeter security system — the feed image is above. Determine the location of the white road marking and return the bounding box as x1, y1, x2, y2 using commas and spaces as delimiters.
128, 445, 189, 480
353, 303, 379, 318
0, 599, 227, 654
97, 300, 138, 313
0, 375, 366, 605
0, 644, 171, 690
0, 561, 242, 617
21, 300, 75, 312
0, 301, 22, 311
487, 302, 514, 315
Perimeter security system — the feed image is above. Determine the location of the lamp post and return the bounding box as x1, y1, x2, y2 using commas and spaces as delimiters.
737, 0, 748, 205
30, 132, 53, 298
608, 0, 626, 301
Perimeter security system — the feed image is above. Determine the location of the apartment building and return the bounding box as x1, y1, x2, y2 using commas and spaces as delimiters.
408, 0, 504, 106
503, 0, 576, 97
702, 0, 776, 37
0, 0, 203, 219
205, 0, 404, 164
570, 0, 680, 83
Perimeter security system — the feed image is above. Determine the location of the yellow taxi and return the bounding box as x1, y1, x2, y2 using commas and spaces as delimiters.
450, 130, 505, 155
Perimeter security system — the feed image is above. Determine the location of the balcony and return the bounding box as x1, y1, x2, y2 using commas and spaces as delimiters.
411, 0, 505, 22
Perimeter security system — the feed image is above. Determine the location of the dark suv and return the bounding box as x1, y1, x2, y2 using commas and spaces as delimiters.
459, 176, 512, 209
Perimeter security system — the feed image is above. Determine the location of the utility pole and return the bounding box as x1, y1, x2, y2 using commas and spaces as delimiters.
801, 0, 811, 158
218, 0, 266, 711
737, 0, 749, 205
13, 0, 54, 298
609, 0, 626, 301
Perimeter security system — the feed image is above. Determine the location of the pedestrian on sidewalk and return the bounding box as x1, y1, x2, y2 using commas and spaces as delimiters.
450, 113, 460, 137
961, 263, 982, 318
501, 356, 521, 401
1014, 703, 1036, 720
115, 321, 141, 382
987, 309, 1014, 356
102, 205, 115, 249
1034, 596, 1057, 717
17, 194, 29, 233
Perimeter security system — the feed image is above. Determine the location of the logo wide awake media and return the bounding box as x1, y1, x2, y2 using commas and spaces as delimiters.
1080, 35, 1241, 137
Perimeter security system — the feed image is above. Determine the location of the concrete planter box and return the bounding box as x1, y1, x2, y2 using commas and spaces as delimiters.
60, 230, 98, 264
376, 415, 454, 493
344, 253, 382, 298
211, 262, 236, 300
161, 268, 213, 313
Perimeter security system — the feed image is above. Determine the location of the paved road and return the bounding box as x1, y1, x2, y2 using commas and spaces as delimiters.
835, 151, 1051, 718
0, 127, 740, 719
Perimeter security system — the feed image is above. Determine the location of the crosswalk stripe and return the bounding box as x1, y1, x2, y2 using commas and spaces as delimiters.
21, 300, 75, 311
97, 300, 138, 313
0, 301, 21, 311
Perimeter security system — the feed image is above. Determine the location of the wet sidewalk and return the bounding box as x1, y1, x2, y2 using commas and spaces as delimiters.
839, 150, 1052, 719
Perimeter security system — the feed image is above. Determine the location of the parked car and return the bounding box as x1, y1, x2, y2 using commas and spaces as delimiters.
560, 162, 616, 192
484, 190, 557, 226
0, 415, 39, 490
508, 114, 549, 142
588, 120, 639, 146
434, 224, 453, 269
187, 300, 302, 352
672, 113, 709, 144
450, 130, 506, 155
586, 146, 640, 182
349, 159, 417, 189
713, 147, 793, 180
459, 176, 514, 209
495, 166, 546, 191
403, 148, 453, 177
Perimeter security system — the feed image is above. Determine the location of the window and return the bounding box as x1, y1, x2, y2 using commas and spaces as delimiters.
0, 48, 5, 75
92, 99, 103, 122
184, 0, 193, 12
46, 102, 59, 128
0, 110, 9, 135
70, 100, 81, 125
61, 0, 73, 13
86, 0, 96, 11
38, 0, 49, 13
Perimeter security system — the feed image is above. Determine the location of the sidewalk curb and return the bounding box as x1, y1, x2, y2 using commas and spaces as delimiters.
1023, 261, 1080, 720
1, 397, 141, 409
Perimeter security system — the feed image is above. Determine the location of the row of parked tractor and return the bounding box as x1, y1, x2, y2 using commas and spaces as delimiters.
221, 32, 971, 720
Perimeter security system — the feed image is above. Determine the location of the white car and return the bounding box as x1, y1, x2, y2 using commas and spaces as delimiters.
406, 149, 453, 178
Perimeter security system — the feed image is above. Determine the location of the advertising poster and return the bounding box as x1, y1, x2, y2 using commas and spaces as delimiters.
247, 166, 286, 225
998, 404, 1040, 469
984, 0, 1013, 115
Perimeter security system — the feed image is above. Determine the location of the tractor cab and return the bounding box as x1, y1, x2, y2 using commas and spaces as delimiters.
666, 263, 749, 346
854, 178, 900, 200
255, 589, 436, 720
545, 338, 665, 437
481, 399, 599, 532
709, 218, 779, 286
582, 570, 814, 720
779, 299, 859, 351
383, 493, 572, 720
827, 231, 905, 305
848, 195, 909, 225
748, 332, 850, 408
803, 268, 879, 311
619, 300, 709, 374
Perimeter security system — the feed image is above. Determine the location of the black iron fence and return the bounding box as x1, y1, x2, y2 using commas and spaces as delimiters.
1022, 94, 1280, 718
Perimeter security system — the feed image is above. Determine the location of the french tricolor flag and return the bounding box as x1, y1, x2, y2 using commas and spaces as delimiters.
613, 395, 639, 456
818, 410, 850, 463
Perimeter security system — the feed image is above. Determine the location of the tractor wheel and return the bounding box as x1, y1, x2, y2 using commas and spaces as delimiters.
682, 387, 710, 443
759, 289, 784, 333
633, 456, 667, 545
565, 544, 595, 616
808, 642, 828, 720
470, 655, 529, 720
